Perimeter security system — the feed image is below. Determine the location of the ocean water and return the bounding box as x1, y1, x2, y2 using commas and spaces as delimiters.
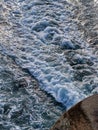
0, 0, 98, 129
0, 53, 65, 130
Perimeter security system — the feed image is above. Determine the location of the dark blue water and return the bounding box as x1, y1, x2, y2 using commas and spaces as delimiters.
0, 0, 98, 129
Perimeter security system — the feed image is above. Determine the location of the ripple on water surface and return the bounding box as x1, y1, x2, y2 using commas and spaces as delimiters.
0, 0, 98, 119
0, 54, 65, 130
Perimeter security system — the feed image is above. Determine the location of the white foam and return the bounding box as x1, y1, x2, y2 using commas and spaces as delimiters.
94, 0, 98, 4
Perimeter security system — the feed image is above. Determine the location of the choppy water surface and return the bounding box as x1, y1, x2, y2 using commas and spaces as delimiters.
0, 53, 65, 130
0, 0, 98, 129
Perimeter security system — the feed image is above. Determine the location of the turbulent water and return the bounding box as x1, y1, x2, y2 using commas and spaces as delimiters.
0, 53, 65, 130
0, 0, 98, 129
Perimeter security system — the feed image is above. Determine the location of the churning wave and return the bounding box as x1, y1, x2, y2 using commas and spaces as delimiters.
0, 0, 98, 109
